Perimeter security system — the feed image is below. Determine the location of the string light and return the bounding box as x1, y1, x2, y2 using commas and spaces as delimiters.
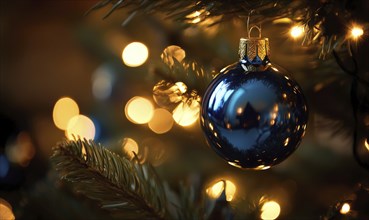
365, 138, 369, 151
340, 203, 350, 214
66, 115, 96, 140
290, 25, 304, 39
206, 179, 237, 201
125, 96, 154, 124
350, 26, 364, 40
261, 200, 281, 220
53, 97, 79, 130
122, 42, 149, 67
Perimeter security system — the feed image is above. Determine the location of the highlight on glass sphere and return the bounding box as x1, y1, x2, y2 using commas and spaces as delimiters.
148, 108, 174, 134
122, 42, 149, 67
53, 97, 79, 130
65, 115, 96, 140
260, 200, 281, 220
161, 45, 186, 67
125, 96, 154, 124
206, 179, 237, 202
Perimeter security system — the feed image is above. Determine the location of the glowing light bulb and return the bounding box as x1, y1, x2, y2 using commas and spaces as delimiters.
290, 26, 304, 39
125, 97, 154, 124
172, 100, 200, 127
53, 97, 79, 130
66, 115, 96, 140
122, 42, 149, 67
122, 138, 139, 159
365, 139, 369, 151
350, 26, 364, 39
340, 203, 350, 214
261, 201, 281, 220
206, 180, 236, 201
148, 108, 174, 134
0, 198, 15, 220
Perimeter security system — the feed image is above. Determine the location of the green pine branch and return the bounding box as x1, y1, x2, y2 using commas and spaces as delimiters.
51, 139, 167, 219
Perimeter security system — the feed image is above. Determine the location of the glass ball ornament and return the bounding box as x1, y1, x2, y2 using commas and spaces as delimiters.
200, 37, 308, 170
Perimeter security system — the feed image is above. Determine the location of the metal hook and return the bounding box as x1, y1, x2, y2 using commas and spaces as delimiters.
248, 25, 262, 38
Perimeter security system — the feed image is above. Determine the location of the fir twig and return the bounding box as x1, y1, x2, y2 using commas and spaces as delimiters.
51, 139, 167, 219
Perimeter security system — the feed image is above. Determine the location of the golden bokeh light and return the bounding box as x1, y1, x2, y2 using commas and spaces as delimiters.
290, 25, 304, 39
148, 108, 174, 134
125, 96, 154, 124
340, 203, 350, 214
122, 42, 149, 67
5, 132, 35, 167
350, 26, 364, 39
161, 45, 186, 66
261, 200, 281, 220
53, 97, 79, 130
66, 115, 96, 140
0, 198, 15, 220
172, 100, 200, 127
365, 138, 369, 151
122, 138, 139, 159
206, 180, 236, 201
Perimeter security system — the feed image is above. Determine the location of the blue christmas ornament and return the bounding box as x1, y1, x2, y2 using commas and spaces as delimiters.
201, 35, 308, 170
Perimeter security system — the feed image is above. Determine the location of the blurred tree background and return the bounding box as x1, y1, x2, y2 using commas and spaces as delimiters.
0, 0, 369, 219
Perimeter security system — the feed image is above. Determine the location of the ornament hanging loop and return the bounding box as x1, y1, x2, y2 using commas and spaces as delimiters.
248, 25, 262, 39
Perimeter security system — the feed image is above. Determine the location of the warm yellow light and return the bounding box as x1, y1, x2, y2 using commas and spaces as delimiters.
148, 108, 174, 134
365, 139, 369, 151
122, 138, 139, 159
66, 115, 96, 140
122, 42, 149, 67
0, 198, 15, 220
125, 96, 154, 124
261, 201, 281, 220
351, 26, 364, 39
290, 26, 304, 39
340, 203, 350, 214
53, 97, 79, 130
206, 180, 236, 201
172, 100, 200, 127
161, 45, 186, 66
5, 132, 35, 167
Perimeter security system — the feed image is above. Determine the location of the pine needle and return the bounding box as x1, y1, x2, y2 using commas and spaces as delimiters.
51, 139, 167, 219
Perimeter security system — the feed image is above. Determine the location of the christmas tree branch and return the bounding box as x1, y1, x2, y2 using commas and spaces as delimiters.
51, 139, 167, 219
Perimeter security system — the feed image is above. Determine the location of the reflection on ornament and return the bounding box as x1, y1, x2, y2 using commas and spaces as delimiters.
201, 34, 308, 169
92, 65, 114, 100
66, 115, 95, 140
125, 97, 154, 124
261, 200, 281, 220
5, 132, 35, 167
340, 203, 350, 214
153, 81, 187, 108
0, 198, 15, 220
173, 97, 200, 127
161, 45, 186, 67
290, 25, 304, 39
365, 139, 369, 151
148, 108, 174, 134
206, 179, 236, 201
53, 97, 79, 130
350, 26, 364, 39
122, 42, 149, 67
122, 138, 139, 159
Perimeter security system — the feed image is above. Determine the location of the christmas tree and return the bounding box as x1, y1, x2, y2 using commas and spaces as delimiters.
1, 0, 369, 219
